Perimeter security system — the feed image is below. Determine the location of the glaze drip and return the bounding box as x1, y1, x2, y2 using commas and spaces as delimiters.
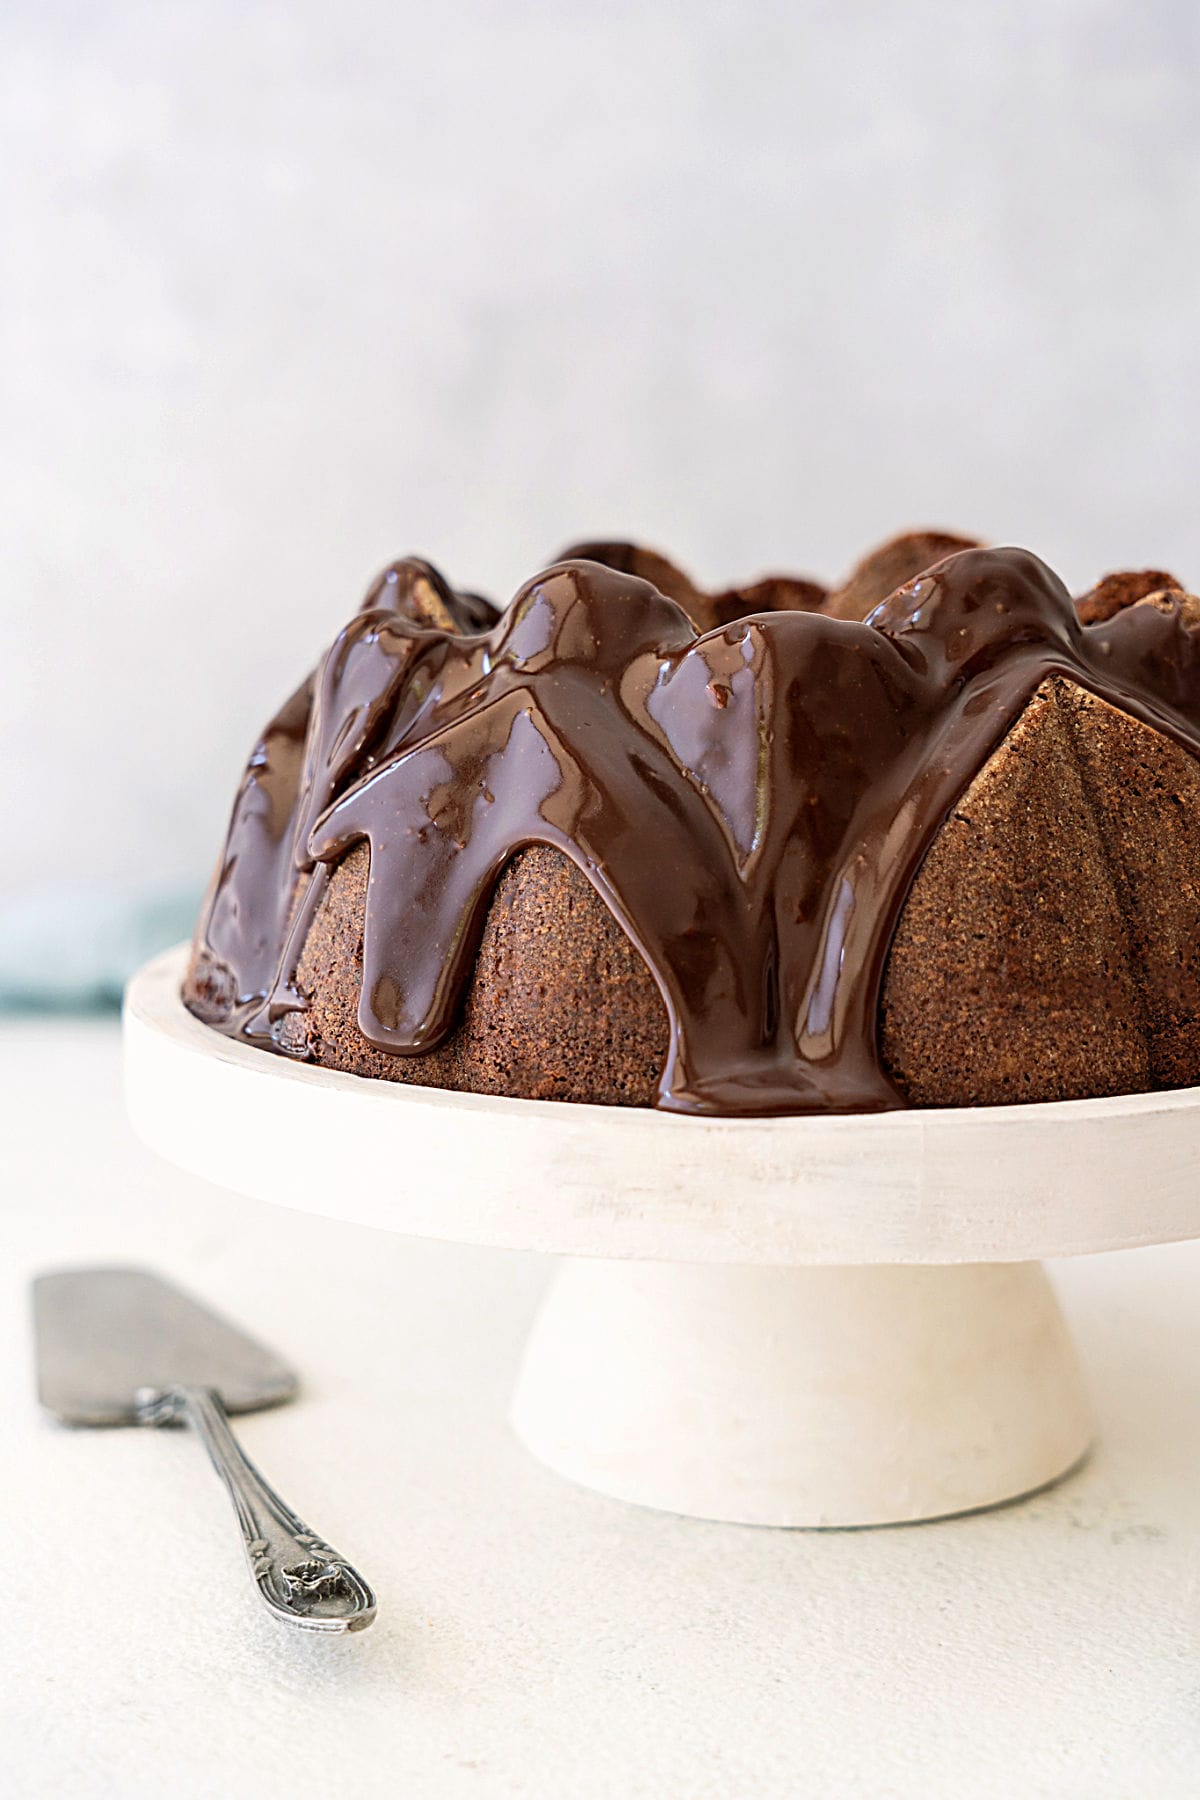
190, 546, 1200, 1115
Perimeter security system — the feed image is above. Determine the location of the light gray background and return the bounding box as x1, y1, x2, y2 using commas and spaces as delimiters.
4, 0, 1200, 892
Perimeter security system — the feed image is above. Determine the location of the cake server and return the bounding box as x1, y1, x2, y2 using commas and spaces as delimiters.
32, 1266, 376, 1634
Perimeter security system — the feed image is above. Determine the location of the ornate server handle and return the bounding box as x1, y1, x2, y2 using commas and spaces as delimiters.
140, 1384, 376, 1633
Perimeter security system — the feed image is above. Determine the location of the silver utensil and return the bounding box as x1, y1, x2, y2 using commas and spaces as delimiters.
33, 1266, 376, 1634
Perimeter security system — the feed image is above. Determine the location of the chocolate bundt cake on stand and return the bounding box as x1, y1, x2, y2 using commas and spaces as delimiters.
124, 532, 1200, 1526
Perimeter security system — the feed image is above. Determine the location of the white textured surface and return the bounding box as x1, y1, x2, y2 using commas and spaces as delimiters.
4, 3, 1200, 895
7, 1019, 1200, 1797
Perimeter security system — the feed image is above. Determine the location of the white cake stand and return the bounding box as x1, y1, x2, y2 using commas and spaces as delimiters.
124, 945, 1200, 1528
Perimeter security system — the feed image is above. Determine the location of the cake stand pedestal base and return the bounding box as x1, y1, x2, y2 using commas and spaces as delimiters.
511, 1259, 1093, 1526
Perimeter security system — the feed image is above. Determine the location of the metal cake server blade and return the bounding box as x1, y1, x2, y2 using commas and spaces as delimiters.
33, 1267, 376, 1634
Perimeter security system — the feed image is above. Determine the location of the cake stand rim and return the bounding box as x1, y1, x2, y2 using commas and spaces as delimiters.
123, 944, 1200, 1266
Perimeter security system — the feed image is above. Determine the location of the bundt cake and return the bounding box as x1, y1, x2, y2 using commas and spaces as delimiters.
185, 532, 1200, 1115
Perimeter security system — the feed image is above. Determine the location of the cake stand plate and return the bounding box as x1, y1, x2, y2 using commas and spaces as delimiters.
124, 946, 1200, 1527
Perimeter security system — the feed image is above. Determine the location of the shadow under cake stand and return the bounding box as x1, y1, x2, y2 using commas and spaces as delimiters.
124, 945, 1200, 1528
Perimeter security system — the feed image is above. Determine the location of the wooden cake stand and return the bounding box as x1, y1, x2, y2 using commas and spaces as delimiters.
125, 945, 1200, 1528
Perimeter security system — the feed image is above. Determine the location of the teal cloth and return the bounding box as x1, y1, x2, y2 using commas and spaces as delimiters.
0, 884, 201, 1012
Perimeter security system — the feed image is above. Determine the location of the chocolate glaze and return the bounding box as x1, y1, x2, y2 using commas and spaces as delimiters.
189, 546, 1200, 1115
